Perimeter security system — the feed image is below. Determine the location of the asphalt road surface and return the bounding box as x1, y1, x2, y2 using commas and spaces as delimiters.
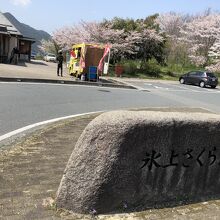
0, 81, 220, 137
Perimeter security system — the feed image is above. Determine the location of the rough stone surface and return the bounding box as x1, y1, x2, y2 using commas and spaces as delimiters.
56, 110, 220, 214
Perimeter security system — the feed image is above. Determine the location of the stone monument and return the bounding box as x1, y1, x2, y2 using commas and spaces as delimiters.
56, 111, 220, 214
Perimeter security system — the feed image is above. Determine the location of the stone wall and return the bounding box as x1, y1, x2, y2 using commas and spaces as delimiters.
56, 111, 220, 214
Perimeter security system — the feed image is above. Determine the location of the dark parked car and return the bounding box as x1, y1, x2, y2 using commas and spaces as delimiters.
179, 71, 218, 88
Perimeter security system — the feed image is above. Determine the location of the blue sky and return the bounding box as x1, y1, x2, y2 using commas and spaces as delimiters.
1, 0, 220, 34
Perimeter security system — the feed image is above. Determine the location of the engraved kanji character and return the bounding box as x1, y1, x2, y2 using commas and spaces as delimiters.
163, 150, 179, 168
141, 150, 161, 171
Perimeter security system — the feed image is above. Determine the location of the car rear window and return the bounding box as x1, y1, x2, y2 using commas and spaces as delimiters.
207, 72, 215, 77
195, 71, 205, 76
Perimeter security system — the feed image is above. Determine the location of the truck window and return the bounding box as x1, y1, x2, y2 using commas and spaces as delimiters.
77, 48, 81, 58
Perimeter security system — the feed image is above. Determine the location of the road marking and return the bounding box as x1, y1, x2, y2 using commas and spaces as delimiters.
149, 83, 220, 93
153, 85, 170, 90
0, 111, 103, 142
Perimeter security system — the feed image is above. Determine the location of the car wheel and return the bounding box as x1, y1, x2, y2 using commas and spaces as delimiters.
179, 78, 185, 84
211, 85, 216, 88
199, 81, 205, 88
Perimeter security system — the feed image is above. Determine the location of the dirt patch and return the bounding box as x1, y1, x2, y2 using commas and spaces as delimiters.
0, 114, 98, 220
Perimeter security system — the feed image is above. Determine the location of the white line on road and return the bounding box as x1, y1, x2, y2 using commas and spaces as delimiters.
0, 111, 103, 142
153, 85, 170, 90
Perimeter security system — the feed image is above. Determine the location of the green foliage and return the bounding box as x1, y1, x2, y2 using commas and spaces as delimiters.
114, 59, 161, 78
100, 14, 166, 65
137, 38, 166, 65
107, 64, 117, 76
164, 38, 191, 67
119, 60, 139, 75
160, 63, 203, 80
102, 17, 138, 32
137, 14, 160, 31
109, 58, 203, 80
140, 59, 161, 77
102, 14, 160, 32
112, 17, 138, 32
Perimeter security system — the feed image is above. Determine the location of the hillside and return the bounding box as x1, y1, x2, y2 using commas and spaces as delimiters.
4, 12, 51, 54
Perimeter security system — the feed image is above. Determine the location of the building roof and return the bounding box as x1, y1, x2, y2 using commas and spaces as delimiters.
0, 12, 22, 36
0, 26, 8, 35
19, 36, 36, 43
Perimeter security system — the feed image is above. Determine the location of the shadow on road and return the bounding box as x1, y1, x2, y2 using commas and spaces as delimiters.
15, 60, 49, 67
30, 60, 48, 66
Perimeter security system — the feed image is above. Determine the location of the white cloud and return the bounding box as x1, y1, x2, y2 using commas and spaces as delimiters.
11, 0, 31, 6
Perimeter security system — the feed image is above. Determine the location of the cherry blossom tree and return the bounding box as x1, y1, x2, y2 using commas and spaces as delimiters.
205, 62, 220, 72
52, 25, 83, 49
38, 39, 59, 54
51, 19, 165, 64
180, 13, 220, 66
155, 12, 185, 38
101, 17, 165, 63
206, 39, 220, 72
52, 21, 128, 63
156, 11, 220, 67
156, 12, 191, 66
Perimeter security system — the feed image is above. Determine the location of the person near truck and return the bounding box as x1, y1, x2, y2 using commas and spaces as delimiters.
56, 51, 64, 77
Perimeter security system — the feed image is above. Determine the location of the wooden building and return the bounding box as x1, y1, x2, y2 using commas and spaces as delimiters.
0, 12, 35, 63
0, 26, 10, 63
18, 37, 35, 61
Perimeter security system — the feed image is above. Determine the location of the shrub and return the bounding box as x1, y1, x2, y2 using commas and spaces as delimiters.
167, 71, 176, 77
141, 59, 161, 77
122, 60, 138, 75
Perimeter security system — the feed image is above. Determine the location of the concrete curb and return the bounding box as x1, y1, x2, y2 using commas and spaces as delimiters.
0, 76, 136, 90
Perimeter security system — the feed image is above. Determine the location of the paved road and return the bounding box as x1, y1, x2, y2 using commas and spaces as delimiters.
0, 81, 220, 136
117, 79, 220, 92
